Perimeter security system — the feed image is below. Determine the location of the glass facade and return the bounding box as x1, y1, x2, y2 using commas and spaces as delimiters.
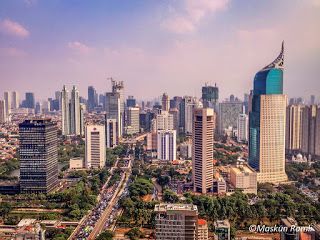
19, 119, 59, 194
249, 68, 283, 171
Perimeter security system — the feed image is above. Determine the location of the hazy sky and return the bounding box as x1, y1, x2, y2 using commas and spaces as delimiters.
0, 0, 320, 102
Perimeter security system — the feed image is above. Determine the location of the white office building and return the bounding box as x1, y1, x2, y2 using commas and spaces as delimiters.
85, 125, 106, 169
237, 113, 248, 142
157, 130, 176, 161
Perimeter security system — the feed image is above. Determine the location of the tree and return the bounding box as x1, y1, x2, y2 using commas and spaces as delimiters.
163, 189, 179, 203
125, 227, 144, 240
96, 230, 114, 240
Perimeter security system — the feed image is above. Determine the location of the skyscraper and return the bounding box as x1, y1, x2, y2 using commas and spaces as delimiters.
237, 113, 248, 142
193, 108, 215, 193
125, 107, 140, 135
179, 96, 200, 135
202, 83, 219, 109
156, 110, 174, 130
88, 86, 97, 112
310, 95, 316, 105
105, 92, 121, 137
285, 104, 303, 154
19, 119, 59, 194
161, 92, 170, 111
11, 91, 19, 110
249, 42, 287, 183
111, 79, 125, 136
4, 91, 11, 120
0, 100, 6, 123
70, 86, 81, 135
25, 92, 35, 109
169, 108, 179, 131
85, 125, 106, 169
104, 79, 125, 137
157, 130, 176, 161
61, 86, 70, 135
61, 86, 83, 136
218, 96, 243, 135
105, 117, 118, 148
301, 105, 318, 157
126, 96, 136, 108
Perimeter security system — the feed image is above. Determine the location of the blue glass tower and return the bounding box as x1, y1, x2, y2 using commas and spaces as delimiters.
249, 42, 285, 171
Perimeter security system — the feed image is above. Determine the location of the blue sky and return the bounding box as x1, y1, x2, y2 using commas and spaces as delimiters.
0, 0, 320, 102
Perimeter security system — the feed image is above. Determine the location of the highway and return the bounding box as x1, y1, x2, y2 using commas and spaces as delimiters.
88, 170, 131, 239
68, 159, 121, 240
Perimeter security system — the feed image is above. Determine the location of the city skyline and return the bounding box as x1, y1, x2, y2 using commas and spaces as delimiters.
0, 0, 320, 100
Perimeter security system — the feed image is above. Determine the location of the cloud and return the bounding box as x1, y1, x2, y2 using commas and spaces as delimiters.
0, 19, 30, 38
162, 0, 229, 34
24, 0, 37, 6
0, 47, 27, 57
68, 41, 93, 54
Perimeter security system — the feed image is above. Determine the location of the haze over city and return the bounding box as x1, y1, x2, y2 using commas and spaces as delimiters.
1, 0, 320, 100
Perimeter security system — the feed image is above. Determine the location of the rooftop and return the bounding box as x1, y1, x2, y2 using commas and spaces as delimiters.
198, 219, 207, 226
214, 220, 230, 228
154, 203, 198, 212
231, 164, 256, 174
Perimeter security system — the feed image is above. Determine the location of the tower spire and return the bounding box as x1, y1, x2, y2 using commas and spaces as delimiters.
262, 41, 284, 70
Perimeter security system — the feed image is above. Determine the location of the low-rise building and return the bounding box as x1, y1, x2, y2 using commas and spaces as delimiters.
198, 219, 209, 240
69, 157, 84, 169
230, 163, 257, 195
214, 220, 230, 240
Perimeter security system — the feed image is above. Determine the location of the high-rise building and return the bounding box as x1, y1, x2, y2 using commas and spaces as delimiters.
70, 86, 81, 135
170, 96, 182, 109
80, 103, 85, 136
88, 86, 97, 112
310, 95, 316, 105
11, 91, 19, 109
156, 110, 174, 131
4, 92, 11, 120
157, 130, 176, 161
61, 86, 70, 135
243, 93, 250, 114
25, 92, 35, 109
161, 93, 170, 111
202, 83, 219, 109
111, 79, 125, 136
286, 104, 303, 153
61, 86, 84, 136
179, 96, 200, 135
315, 109, 320, 157
193, 108, 215, 193
237, 113, 248, 142
249, 42, 287, 183
19, 119, 59, 194
126, 107, 140, 135
301, 105, 319, 157
218, 96, 243, 135
154, 204, 202, 240
126, 96, 136, 108
105, 92, 121, 137
35, 102, 42, 114
105, 118, 118, 148
85, 125, 106, 169
0, 100, 6, 123
169, 108, 179, 131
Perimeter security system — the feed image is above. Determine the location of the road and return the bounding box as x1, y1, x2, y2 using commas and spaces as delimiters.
88, 170, 131, 239
68, 159, 120, 240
